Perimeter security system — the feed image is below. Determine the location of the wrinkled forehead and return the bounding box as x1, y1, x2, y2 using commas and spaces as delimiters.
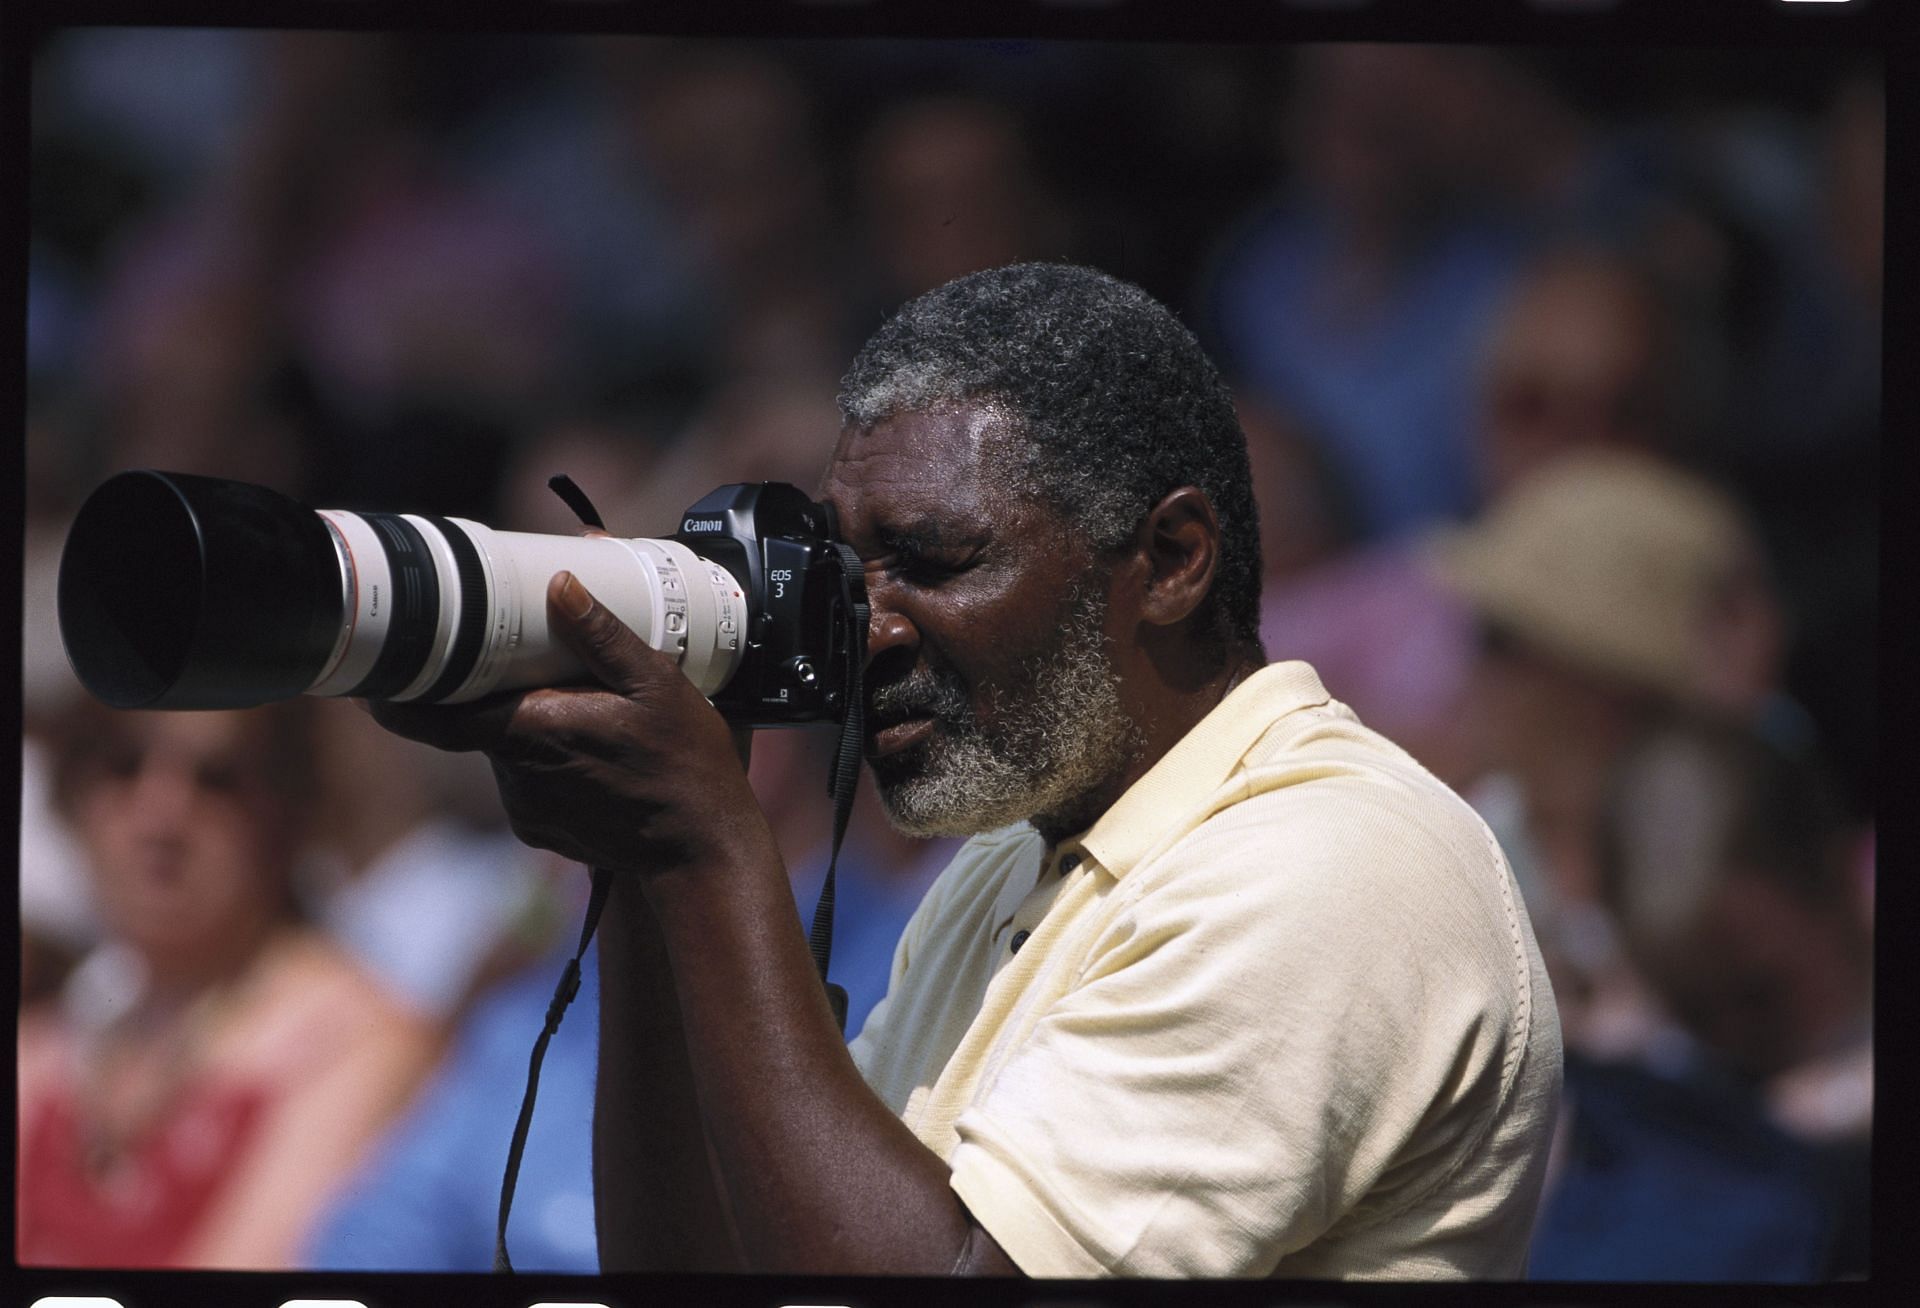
819, 400, 1027, 525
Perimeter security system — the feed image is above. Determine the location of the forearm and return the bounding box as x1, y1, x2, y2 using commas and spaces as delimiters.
592, 873, 743, 1272
640, 828, 1004, 1275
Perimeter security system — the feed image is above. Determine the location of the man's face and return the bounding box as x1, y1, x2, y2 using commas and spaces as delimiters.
820, 401, 1142, 838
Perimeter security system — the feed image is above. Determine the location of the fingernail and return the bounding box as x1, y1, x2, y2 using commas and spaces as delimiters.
556, 571, 594, 619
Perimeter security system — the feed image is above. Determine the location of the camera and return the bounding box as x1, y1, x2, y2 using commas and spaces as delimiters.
57, 470, 866, 726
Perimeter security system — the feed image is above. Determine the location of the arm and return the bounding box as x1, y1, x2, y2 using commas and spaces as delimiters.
633, 795, 1012, 1274
591, 872, 743, 1271
372, 572, 1019, 1276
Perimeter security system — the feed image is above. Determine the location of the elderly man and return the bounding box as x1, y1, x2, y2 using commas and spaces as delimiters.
373, 263, 1560, 1278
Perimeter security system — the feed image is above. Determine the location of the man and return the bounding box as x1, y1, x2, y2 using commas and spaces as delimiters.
372, 263, 1560, 1278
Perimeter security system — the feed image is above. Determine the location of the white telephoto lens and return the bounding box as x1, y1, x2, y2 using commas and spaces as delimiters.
304, 514, 747, 704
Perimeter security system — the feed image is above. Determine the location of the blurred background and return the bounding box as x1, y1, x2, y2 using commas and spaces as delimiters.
19, 31, 1877, 1280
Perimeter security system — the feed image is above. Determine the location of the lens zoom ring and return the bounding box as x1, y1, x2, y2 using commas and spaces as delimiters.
346, 513, 442, 699
418, 516, 490, 703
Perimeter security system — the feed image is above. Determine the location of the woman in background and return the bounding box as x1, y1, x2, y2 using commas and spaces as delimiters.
17, 697, 439, 1268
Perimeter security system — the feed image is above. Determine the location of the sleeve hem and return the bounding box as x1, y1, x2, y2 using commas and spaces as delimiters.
948, 1140, 1115, 1278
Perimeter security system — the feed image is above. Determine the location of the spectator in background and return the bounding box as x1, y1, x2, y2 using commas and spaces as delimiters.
1602, 719, 1872, 1152
1474, 246, 1724, 499
624, 367, 848, 533
855, 95, 1074, 304
273, 36, 571, 519
1416, 448, 1873, 1283
1254, 242, 1716, 783
1202, 45, 1549, 539
470, 36, 720, 421
17, 699, 437, 1268
611, 45, 856, 386
1524, 714, 1869, 1280
1427, 449, 1792, 1057
494, 404, 676, 538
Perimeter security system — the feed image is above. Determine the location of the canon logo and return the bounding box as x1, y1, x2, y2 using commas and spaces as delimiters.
683, 518, 726, 532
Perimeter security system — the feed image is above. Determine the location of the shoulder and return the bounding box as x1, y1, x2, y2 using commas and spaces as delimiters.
1112, 713, 1532, 1016
222, 930, 437, 1075
1202, 705, 1504, 903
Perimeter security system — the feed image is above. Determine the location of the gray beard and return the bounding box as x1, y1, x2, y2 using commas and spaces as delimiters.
868, 584, 1144, 839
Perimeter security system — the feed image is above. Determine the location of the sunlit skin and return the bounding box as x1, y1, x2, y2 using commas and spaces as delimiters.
826, 403, 1252, 842
368, 399, 1263, 1274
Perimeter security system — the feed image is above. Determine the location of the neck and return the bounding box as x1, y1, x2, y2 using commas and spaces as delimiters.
1033, 644, 1264, 847
136, 907, 283, 1009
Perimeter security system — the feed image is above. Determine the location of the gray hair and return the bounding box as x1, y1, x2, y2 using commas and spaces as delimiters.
839, 262, 1263, 647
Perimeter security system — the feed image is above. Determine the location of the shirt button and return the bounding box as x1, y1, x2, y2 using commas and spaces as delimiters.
1010, 929, 1031, 954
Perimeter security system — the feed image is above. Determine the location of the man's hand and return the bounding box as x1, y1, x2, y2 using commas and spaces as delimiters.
368, 570, 767, 877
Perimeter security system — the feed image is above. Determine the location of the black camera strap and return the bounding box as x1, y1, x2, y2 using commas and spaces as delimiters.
494, 864, 610, 1273
805, 540, 869, 1035
494, 480, 867, 1273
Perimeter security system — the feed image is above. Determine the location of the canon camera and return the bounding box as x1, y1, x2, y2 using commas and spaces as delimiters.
57, 470, 866, 726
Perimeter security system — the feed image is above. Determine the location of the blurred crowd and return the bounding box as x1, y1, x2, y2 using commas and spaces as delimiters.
19, 33, 1877, 1280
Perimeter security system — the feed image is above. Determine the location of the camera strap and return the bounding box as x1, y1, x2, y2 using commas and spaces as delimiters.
494, 480, 868, 1273
494, 865, 611, 1272
493, 473, 613, 1273
805, 540, 869, 1036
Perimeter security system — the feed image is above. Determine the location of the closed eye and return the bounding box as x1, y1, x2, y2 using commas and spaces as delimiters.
867, 523, 987, 586
890, 543, 984, 585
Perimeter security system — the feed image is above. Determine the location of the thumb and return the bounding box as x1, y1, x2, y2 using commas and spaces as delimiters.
547, 570, 676, 695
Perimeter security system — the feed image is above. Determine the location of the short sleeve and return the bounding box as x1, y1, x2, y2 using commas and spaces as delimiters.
945, 786, 1530, 1278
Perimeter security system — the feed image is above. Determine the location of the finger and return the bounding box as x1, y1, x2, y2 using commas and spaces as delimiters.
367, 689, 526, 754
546, 571, 678, 697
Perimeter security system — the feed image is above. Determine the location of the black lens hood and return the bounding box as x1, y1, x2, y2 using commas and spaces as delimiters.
57, 469, 346, 710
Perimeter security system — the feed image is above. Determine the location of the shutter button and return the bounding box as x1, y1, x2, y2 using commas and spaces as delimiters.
1010, 929, 1031, 954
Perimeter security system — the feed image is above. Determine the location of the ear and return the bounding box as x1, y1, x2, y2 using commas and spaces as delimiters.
1136, 486, 1220, 629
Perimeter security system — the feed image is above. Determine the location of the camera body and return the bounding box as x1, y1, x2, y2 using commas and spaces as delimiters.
670, 481, 860, 724
57, 470, 866, 727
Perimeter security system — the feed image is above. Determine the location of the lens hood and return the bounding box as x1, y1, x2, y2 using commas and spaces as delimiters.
58, 470, 346, 710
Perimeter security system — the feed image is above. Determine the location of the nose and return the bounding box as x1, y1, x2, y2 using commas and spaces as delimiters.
866, 606, 918, 665
123, 759, 200, 837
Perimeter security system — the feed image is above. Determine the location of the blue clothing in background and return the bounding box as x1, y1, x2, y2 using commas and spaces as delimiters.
1528, 1052, 1836, 1282
307, 943, 602, 1273
1204, 196, 1532, 540
308, 831, 951, 1272
789, 832, 959, 1041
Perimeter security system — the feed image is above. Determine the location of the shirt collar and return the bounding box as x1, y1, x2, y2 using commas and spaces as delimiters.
1069, 661, 1334, 880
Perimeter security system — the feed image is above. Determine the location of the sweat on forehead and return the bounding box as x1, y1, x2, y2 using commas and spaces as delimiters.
823, 402, 1066, 547
834, 261, 1263, 645
830, 399, 1028, 487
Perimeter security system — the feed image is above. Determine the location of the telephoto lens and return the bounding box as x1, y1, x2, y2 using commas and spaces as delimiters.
58, 470, 748, 712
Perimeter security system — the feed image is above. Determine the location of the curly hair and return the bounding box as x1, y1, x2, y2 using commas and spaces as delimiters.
839, 262, 1263, 648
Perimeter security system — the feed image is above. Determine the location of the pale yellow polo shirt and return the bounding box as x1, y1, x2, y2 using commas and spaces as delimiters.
849, 661, 1562, 1278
